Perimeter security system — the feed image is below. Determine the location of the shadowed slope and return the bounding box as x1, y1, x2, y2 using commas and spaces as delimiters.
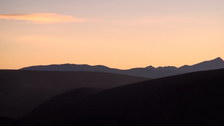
29, 88, 102, 120
28, 69, 224, 126
0, 70, 146, 118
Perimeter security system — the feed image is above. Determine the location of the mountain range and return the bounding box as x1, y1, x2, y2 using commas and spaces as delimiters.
21, 57, 224, 78
1, 59, 224, 126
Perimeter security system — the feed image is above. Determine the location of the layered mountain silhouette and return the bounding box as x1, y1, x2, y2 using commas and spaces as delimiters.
0, 70, 146, 118
25, 69, 224, 126
21, 57, 224, 78
1, 58, 224, 126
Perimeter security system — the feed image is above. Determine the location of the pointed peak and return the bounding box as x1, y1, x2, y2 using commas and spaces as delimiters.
199, 57, 224, 65
213, 57, 223, 62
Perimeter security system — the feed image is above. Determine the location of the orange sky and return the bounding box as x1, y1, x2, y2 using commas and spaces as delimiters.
0, 0, 224, 69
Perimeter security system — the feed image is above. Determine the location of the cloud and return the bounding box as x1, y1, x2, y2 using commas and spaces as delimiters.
0, 13, 86, 24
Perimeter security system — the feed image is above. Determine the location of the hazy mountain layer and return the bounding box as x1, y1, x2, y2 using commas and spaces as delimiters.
21, 57, 224, 78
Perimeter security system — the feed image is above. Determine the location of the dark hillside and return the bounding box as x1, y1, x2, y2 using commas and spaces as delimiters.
28, 69, 224, 126
0, 70, 146, 118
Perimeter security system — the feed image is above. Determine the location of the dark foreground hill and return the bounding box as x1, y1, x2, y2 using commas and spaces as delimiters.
26, 69, 224, 126
0, 70, 146, 118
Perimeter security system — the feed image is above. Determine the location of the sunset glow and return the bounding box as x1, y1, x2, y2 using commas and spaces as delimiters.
0, 0, 224, 69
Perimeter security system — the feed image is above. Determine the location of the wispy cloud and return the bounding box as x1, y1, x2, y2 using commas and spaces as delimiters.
0, 13, 87, 24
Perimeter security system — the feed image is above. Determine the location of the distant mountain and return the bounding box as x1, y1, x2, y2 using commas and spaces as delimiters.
179, 57, 224, 72
0, 70, 146, 118
21, 57, 224, 78
26, 69, 224, 126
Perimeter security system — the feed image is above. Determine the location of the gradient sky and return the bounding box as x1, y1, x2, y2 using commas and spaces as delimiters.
1, 0, 224, 69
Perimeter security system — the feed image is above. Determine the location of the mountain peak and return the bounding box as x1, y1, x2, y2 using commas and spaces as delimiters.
212, 57, 223, 62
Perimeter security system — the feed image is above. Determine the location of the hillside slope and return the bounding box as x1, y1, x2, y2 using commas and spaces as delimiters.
28, 69, 224, 126
0, 70, 146, 118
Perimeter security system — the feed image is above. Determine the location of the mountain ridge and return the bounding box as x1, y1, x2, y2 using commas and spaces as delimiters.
20, 57, 224, 78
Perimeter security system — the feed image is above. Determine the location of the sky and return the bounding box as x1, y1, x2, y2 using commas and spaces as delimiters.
0, 0, 224, 69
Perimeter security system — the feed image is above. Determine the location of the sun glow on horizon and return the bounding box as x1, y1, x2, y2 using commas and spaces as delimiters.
0, 0, 224, 69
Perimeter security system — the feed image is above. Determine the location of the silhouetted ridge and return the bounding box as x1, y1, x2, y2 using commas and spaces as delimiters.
20, 57, 224, 78
179, 57, 224, 72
